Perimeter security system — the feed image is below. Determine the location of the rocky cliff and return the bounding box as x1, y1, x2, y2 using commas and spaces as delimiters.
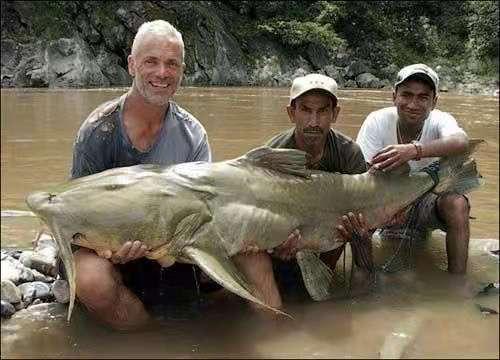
1, 1, 498, 94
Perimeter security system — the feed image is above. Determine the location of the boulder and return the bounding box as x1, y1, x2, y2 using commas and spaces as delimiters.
1, 280, 22, 304
1, 300, 16, 318
346, 60, 372, 79
45, 37, 109, 87
1, 256, 34, 284
52, 279, 70, 304
17, 281, 52, 304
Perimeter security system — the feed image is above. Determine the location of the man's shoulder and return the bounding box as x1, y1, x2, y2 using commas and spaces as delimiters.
330, 129, 355, 145
429, 108, 456, 121
170, 102, 207, 134
77, 95, 123, 139
329, 129, 363, 153
366, 106, 397, 122
265, 128, 295, 148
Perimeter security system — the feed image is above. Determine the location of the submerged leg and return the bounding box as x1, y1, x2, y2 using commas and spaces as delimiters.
74, 248, 151, 330
232, 251, 282, 310
437, 193, 470, 274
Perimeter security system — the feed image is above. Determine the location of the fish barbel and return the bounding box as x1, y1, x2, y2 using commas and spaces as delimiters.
26, 143, 483, 321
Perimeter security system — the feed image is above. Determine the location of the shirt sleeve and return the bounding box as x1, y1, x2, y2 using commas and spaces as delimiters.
436, 112, 467, 138
345, 145, 368, 174
191, 133, 212, 162
356, 112, 385, 163
70, 129, 107, 179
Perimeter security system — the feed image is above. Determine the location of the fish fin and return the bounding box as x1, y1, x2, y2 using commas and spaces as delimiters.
432, 156, 483, 194
238, 146, 311, 178
51, 225, 75, 322
183, 245, 291, 318
296, 250, 336, 301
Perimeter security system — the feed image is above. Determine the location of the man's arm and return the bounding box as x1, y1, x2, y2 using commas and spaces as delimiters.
370, 133, 469, 172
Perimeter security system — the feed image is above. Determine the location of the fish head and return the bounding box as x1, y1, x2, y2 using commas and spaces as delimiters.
26, 166, 206, 249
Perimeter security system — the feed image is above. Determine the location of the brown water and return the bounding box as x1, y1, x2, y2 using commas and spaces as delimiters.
1, 87, 499, 358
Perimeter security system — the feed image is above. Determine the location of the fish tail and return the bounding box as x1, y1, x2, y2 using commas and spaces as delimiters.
432, 139, 485, 195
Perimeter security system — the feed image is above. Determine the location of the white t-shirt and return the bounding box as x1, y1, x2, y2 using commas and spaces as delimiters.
356, 107, 467, 171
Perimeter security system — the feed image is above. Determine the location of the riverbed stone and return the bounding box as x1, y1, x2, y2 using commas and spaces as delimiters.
19, 250, 34, 268
51, 280, 70, 304
31, 268, 55, 283
1, 256, 34, 284
14, 300, 27, 311
1, 280, 22, 304
1, 300, 16, 318
29, 233, 59, 277
18, 281, 52, 303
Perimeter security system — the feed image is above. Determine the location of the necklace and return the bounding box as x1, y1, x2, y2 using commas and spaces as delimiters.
397, 121, 423, 144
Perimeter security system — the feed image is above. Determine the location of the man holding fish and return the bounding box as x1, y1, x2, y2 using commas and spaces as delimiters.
356, 64, 471, 274
69, 20, 218, 330
234, 73, 376, 308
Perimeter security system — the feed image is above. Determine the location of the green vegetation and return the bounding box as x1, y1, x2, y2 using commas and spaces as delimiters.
227, 0, 499, 77
2, 0, 498, 80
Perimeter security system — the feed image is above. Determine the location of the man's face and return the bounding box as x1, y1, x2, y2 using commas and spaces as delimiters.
127, 34, 185, 106
287, 91, 339, 148
393, 80, 437, 126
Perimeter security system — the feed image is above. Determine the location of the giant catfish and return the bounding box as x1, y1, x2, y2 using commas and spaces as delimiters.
26, 143, 483, 321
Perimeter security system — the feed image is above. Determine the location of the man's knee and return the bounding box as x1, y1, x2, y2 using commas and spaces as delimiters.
74, 248, 121, 309
437, 194, 470, 223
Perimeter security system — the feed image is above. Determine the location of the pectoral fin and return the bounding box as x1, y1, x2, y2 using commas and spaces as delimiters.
296, 250, 336, 301
183, 245, 291, 318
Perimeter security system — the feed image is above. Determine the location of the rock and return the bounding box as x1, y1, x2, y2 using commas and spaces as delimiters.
346, 60, 372, 79
45, 37, 109, 87
306, 44, 330, 70
31, 298, 43, 306
379, 64, 399, 82
34, 233, 58, 260
323, 65, 346, 85
14, 301, 26, 311
344, 79, 358, 88
31, 269, 55, 283
18, 250, 34, 268
96, 46, 130, 86
1, 300, 16, 318
52, 280, 70, 304
28, 233, 59, 277
356, 72, 383, 88
1, 280, 22, 304
17, 281, 52, 304
1, 256, 34, 284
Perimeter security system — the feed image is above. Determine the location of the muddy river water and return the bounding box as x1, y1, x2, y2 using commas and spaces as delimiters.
1, 87, 498, 358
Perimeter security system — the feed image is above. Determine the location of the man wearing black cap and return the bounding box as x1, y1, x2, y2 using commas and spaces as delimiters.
356, 64, 470, 274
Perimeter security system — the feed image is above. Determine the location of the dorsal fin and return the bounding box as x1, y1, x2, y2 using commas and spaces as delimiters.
237, 146, 311, 178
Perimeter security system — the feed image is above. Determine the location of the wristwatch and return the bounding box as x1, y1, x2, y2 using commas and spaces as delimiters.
411, 140, 423, 161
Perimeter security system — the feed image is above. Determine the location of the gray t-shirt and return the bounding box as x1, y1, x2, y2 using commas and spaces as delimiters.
71, 93, 211, 179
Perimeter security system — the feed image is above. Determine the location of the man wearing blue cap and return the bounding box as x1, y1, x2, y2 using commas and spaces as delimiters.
356, 64, 471, 274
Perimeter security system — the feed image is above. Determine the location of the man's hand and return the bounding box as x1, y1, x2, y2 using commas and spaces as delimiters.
370, 144, 418, 172
335, 212, 371, 243
96, 241, 149, 265
272, 229, 303, 261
